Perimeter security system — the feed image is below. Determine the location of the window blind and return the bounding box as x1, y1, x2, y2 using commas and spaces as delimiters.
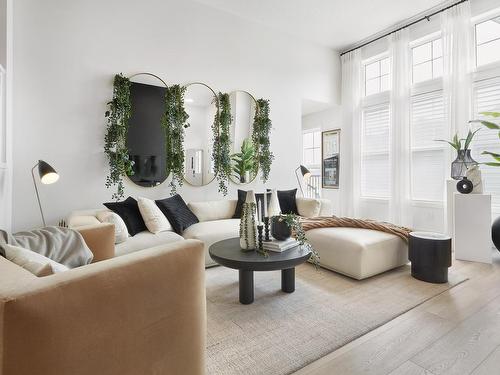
410, 90, 446, 201
471, 77, 500, 214
361, 104, 390, 197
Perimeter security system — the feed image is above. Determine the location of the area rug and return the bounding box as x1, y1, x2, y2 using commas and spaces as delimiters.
206, 264, 467, 375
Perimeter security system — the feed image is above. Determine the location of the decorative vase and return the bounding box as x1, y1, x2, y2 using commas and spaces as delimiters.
271, 216, 291, 241
245, 170, 250, 183
239, 190, 257, 250
267, 189, 281, 217
465, 165, 483, 193
492, 216, 500, 252
456, 177, 473, 194
451, 150, 477, 180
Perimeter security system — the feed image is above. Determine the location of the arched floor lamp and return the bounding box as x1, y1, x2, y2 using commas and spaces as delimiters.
31, 160, 59, 226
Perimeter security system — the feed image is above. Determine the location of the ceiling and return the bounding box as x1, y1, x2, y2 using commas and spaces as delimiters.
194, 0, 446, 50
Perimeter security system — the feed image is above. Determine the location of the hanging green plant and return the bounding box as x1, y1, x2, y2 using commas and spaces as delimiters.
104, 73, 134, 201
212, 92, 232, 195
253, 98, 274, 182
277, 213, 320, 268
163, 84, 189, 195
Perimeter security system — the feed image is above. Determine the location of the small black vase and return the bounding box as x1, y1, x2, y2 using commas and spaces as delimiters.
456, 177, 473, 194
271, 216, 291, 241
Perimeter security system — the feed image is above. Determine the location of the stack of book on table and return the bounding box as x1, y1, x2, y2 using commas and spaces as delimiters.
263, 238, 299, 252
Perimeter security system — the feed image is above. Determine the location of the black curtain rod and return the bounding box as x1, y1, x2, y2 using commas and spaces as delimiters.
340, 0, 468, 56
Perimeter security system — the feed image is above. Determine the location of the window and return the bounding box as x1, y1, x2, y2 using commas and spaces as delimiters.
302, 130, 321, 168
364, 57, 391, 96
361, 104, 391, 197
412, 38, 443, 84
302, 129, 321, 198
475, 16, 500, 67
471, 77, 500, 214
410, 91, 446, 201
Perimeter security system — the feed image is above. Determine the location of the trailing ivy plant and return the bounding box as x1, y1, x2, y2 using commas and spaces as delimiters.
104, 74, 134, 201
253, 99, 274, 182
277, 213, 320, 268
212, 92, 232, 195
163, 84, 189, 195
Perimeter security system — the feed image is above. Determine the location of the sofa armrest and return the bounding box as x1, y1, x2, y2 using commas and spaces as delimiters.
76, 222, 115, 262
0, 239, 206, 375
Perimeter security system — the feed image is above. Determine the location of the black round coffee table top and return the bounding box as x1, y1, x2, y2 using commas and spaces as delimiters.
209, 237, 312, 271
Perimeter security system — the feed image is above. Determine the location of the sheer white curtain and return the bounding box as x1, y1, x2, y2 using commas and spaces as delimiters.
340, 50, 362, 217
442, 1, 474, 152
389, 29, 412, 226
441, 1, 474, 233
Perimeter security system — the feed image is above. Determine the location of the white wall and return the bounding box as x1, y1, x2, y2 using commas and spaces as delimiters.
11, 0, 340, 231
301, 107, 342, 213
0, 0, 12, 231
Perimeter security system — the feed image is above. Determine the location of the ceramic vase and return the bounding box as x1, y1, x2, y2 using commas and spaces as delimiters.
240, 190, 257, 250
271, 216, 292, 241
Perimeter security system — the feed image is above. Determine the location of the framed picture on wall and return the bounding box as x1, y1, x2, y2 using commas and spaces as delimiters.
322, 129, 340, 189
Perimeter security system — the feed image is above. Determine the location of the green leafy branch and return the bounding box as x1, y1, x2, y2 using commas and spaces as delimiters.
435, 129, 480, 152
253, 99, 274, 182
104, 74, 134, 201
277, 214, 320, 268
163, 84, 189, 194
470, 111, 500, 166
212, 92, 232, 195
231, 138, 256, 183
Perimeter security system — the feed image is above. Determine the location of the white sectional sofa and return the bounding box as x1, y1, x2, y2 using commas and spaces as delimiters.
68, 197, 333, 268
69, 196, 409, 279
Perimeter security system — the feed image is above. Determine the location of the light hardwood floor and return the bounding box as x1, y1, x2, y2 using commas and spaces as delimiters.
295, 250, 500, 375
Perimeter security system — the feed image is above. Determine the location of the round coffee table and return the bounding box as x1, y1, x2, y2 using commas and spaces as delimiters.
209, 237, 312, 304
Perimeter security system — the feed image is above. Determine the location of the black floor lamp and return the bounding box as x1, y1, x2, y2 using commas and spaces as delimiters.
295, 165, 311, 196
31, 160, 59, 226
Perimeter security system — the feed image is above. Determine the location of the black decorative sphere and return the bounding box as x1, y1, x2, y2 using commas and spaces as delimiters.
492, 216, 500, 252
271, 216, 291, 241
456, 177, 473, 194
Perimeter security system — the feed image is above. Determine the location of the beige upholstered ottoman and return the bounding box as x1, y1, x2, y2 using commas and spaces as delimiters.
306, 227, 408, 280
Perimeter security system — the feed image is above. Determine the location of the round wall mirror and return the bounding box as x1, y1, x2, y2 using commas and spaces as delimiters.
126, 73, 169, 187
229, 91, 259, 184
183, 82, 219, 186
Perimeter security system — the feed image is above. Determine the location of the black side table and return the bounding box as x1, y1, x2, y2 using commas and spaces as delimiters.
408, 232, 452, 284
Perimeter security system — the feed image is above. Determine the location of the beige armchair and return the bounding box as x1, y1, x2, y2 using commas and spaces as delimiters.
0, 238, 206, 375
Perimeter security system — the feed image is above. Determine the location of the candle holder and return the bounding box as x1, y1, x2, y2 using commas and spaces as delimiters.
257, 224, 264, 251
263, 216, 271, 241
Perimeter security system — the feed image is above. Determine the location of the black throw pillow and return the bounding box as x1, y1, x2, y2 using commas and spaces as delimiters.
277, 189, 299, 215
232, 189, 272, 219
103, 196, 147, 236
155, 194, 199, 234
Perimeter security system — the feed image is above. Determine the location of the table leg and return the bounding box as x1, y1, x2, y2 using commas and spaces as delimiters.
281, 267, 295, 293
239, 270, 254, 304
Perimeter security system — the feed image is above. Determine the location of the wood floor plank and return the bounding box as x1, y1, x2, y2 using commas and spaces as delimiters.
412, 295, 500, 375
298, 312, 454, 375
471, 345, 500, 375
388, 361, 434, 375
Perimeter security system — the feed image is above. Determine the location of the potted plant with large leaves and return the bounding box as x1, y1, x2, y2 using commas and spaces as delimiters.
436, 129, 480, 180
231, 138, 256, 183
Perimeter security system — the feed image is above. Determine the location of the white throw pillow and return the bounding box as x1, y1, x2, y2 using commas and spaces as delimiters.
3, 244, 69, 275
137, 197, 173, 234
188, 200, 237, 222
296, 198, 321, 217
96, 211, 129, 243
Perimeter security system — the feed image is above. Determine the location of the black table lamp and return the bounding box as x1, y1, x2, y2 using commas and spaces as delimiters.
295, 165, 311, 196
31, 160, 59, 226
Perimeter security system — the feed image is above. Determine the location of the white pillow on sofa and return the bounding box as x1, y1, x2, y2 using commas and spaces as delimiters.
3, 244, 69, 276
97, 211, 129, 243
137, 197, 173, 234
296, 198, 321, 217
188, 200, 237, 222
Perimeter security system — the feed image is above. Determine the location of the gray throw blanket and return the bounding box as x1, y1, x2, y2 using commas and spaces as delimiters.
0, 226, 94, 268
